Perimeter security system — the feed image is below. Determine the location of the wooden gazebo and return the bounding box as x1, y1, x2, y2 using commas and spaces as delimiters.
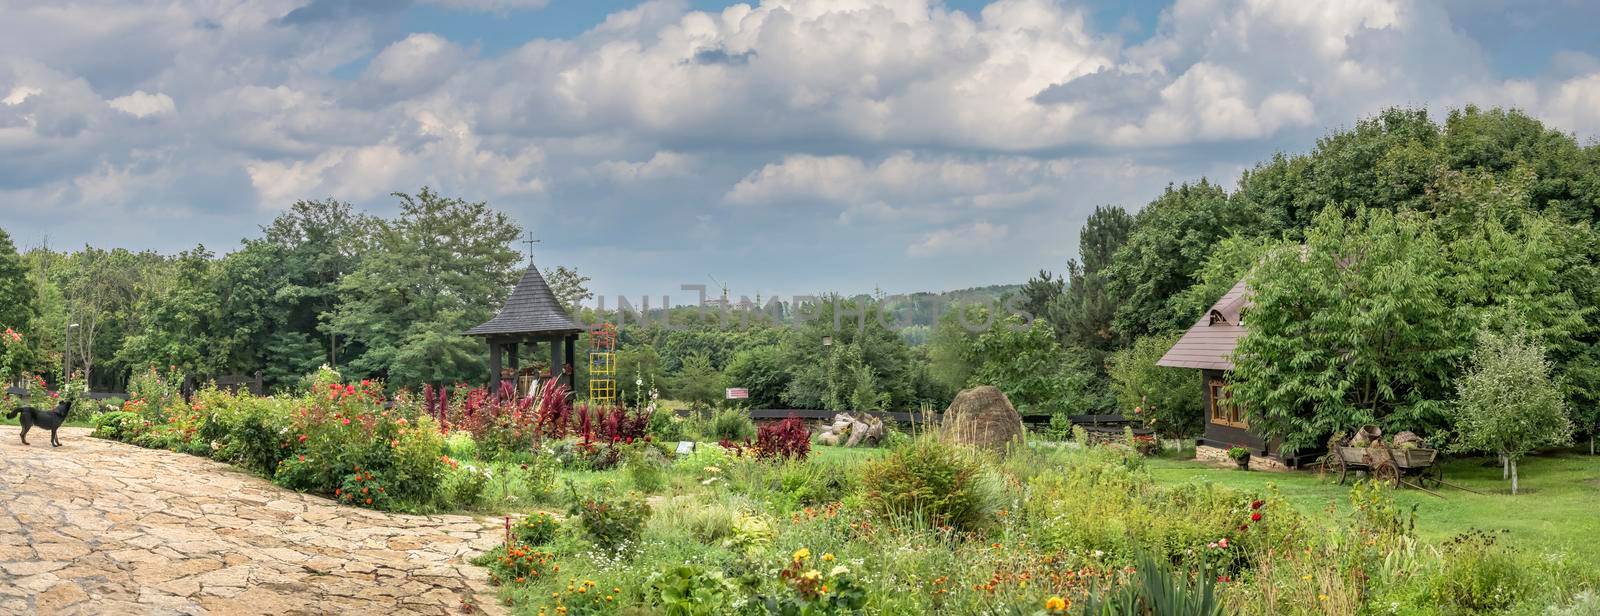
466, 265, 584, 393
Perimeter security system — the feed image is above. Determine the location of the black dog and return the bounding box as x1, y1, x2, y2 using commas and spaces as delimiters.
5, 399, 72, 447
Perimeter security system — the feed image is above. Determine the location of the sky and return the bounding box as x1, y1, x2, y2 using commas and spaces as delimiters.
3, 0, 1599, 302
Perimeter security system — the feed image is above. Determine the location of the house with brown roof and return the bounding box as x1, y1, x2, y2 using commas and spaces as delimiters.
1156, 278, 1310, 470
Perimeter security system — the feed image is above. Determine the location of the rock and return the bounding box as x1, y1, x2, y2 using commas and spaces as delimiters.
35, 582, 89, 615
941, 386, 1025, 453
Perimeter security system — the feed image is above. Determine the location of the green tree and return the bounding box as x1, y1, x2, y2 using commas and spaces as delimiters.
722, 345, 787, 409
1106, 180, 1248, 340
328, 188, 522, 387
670, 353, 723, 411
544, 265, 593, 313
1107, 334, 1202, 438
963, 316, 1108, 416
1230, 208, 1458, 453
1451, 330, 1572, 494
116, 246, 219, 375
0, 228, 34, 335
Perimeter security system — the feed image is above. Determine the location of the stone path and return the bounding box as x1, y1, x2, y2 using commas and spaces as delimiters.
0, 426, 508, 616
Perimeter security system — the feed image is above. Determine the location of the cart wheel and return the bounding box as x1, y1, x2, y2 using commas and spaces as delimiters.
1320, 454, 1345, 485
1373, 461, 1400, 486
1418, 464, 1443, 489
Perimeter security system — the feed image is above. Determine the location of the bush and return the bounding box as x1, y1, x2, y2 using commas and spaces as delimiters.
625, 443, 669, 493
708, 406, 756, 442
437, 459, 490, 509
571, 490, 651, 554
90, 410, 140, 441
1107, 334, 1203, 438
651, 564, 738, 616
514, 512, 561, 546
755, 417, 811, 461
275, 382, 448, 511
1427, 531, 1528, 612
861, 436, 995, 532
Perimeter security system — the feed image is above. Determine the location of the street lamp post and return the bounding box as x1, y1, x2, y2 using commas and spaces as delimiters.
64, 323, 79, 382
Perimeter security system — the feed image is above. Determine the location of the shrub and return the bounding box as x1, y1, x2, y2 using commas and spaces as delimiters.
1427, 531, 1528, 612
478, 543, 557, 586
336, 467, 393, 510
438, 459, 490, 509
514, 512, 561, 546
571, 490, 651, 554
625, 443, 669, 493
755, 417, 811, 461
90, 410, 140, 441
861, 436, 995, 532
708, 406, 756, 442
648, 409, 689, 442
765, 548, 868, 615
275, 382, 448, 510
651, 564, 738, 616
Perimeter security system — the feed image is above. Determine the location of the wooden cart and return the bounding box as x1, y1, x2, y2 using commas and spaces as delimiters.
1320, 441, 1442, 488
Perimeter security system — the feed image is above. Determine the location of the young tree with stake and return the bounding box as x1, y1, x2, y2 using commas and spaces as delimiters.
1451, 329, 1572, 495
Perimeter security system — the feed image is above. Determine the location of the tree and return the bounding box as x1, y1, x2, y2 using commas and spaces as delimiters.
1230, 208, 1458, 454
670, 353, 723, 411
328, 188, 522, 387
962, 315, 1109, 416
0, 228, 34, 335
722, 346, 787, 409
116, 246, 219, 375
1106, 180, 1248, 340
544, 265, 593, 313
1451, 330, 1572, 494
1107, 334, 1202, 438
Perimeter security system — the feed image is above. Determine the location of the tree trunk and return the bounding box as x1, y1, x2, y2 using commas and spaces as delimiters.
1510, 458, 1519, 495
1500, 454, 1509, 480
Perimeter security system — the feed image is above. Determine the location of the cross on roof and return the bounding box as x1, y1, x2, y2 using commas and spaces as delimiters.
521, 231, 540, 266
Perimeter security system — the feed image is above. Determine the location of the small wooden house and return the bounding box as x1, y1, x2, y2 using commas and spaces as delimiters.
1156, 279, 1310, 470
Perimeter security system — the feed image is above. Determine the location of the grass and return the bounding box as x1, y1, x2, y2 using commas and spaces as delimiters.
1147, 448, 1600, 567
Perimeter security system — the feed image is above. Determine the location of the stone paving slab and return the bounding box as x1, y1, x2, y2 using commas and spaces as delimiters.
0, 426, 508, 616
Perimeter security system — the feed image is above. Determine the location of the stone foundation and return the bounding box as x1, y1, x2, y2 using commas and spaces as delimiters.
1195, 444, 1290, 472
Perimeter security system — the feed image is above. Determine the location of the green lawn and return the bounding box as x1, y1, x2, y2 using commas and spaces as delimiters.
1147, 450, 1600, 567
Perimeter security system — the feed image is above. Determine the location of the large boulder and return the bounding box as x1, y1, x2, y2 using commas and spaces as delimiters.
941, 385, 1024, 453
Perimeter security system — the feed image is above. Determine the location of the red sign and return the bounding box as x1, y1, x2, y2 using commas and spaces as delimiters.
725, 388, 749, 400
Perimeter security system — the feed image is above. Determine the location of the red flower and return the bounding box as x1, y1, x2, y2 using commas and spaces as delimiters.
1251, 512, 1262, 522
1251, 500, 1264, 510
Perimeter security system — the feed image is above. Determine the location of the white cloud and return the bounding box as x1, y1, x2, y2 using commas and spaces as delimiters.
908, 221, 1009, 257
2, 86, 41, 106
107, 90, 175, 118
594, 151, 696, 183
2, 0, 1600, 295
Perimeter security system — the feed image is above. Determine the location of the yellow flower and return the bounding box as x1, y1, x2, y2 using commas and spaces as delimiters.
802, 569, 822, 581
1319, 594, 1329, 602
821, 553, 835, 562
1045, 596, 1069, 612
792, 548, 811, 561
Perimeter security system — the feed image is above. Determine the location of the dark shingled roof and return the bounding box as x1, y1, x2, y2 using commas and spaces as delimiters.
465, 266, 585, 337
1156, 278, 1250, 371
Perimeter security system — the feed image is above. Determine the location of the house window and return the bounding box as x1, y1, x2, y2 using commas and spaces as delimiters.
1209, 377, 1247, 429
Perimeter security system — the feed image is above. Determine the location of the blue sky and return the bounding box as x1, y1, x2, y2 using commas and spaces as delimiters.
3, 0, 1599, 302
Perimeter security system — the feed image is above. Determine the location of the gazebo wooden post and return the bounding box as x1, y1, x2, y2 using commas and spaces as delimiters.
564, 333, 577, 392
507, 342, 519, 372
548, 337, 561, 385
488, 340, 503, 392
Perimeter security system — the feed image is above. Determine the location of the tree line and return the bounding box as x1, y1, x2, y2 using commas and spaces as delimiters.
3, 106, 1598, 456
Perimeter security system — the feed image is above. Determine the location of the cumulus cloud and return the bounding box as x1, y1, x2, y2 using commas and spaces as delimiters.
107, 91, 176, 118
3, 0, 1600, 294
